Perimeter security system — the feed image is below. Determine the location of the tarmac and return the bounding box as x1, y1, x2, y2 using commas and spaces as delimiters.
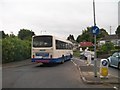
2, 58, 120, 85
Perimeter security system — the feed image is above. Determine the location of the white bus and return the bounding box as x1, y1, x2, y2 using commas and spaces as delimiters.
31, 35, 73, 64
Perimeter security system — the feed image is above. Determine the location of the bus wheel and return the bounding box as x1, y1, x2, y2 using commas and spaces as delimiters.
61, 56, 65, 64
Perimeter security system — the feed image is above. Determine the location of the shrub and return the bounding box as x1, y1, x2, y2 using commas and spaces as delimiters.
101, 42, 115, 54
2, 37, 31, 63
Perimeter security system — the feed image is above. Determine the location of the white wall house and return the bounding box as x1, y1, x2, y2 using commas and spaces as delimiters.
98, 35, 120, 46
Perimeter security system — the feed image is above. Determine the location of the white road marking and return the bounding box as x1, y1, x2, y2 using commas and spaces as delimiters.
113, 86, 118, 90
71, 60, 77, 66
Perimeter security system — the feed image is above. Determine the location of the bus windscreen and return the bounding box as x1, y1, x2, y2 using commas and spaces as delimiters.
33, 36, 52, 47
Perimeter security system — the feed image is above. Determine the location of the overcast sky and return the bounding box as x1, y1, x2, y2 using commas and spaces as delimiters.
0, 0, 119, 39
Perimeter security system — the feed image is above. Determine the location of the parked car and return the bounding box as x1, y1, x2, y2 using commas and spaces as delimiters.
80, 51, 94, 60
107, 52, 120, 69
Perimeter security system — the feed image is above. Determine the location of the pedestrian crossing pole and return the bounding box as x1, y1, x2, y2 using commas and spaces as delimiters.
93, 0, 97, 77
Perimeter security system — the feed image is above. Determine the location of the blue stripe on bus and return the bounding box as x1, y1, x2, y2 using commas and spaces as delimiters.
31, 55, 72, 63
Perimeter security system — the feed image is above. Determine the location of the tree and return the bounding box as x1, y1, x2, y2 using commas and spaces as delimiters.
76, 27, 94, 43
76, 27, 109, 43
18, 29, 35, 40
9, 32, 16, 38
115, 25, 120, 37
67, 34, 75, 41
97, 28, 109, 40
76, 35, 81, 43
0, 31, 8, 39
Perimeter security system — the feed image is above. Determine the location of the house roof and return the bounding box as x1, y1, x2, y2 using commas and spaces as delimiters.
80, 42, 93, 47
101, 35, 120, 40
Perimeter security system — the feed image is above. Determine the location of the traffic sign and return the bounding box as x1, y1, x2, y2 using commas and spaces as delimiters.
91, 26, 99, 35
102, 60, 108, 66
100, 59, 109, 78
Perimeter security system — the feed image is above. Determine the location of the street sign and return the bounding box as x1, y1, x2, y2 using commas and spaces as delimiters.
100, 59, 109, 78
91, 26, 99, 35
102, 60, 108, 66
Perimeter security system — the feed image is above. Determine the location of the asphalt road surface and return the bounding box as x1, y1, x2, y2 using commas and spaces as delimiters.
2, 58, 119, 89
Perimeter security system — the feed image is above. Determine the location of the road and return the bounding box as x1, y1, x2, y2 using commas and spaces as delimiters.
2, 58, 119, 89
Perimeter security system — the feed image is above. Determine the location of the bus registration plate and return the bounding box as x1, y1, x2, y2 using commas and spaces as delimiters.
36, 52, 49, 57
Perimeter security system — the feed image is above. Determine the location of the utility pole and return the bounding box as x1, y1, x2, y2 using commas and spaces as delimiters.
110, 26, 112, 35
41, 30, 46, 34
93, 0, 97, 77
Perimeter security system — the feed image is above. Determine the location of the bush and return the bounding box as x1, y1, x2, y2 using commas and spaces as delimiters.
115, 46, 120, 50
2, 37, 31, 63
73, 50, 80, 57
101, 42, 115, 54
97, 42, 115, 58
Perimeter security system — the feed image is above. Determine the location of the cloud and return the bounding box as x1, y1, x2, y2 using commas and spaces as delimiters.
0, 0, 119, 39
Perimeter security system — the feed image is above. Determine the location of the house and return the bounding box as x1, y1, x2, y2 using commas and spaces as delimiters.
80, 42, 93, 47
79, 42, 94, 53
98, 35, 120, 46
69, 40, 79, 51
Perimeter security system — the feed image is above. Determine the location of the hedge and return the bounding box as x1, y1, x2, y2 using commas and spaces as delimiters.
2, 37, 31, 63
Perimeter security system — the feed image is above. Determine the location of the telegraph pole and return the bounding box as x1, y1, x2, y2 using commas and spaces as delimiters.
110, 26, 112, 35
93, 0, 97, 77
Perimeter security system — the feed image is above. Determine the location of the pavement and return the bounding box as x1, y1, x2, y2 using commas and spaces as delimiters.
74, 58, 120, 84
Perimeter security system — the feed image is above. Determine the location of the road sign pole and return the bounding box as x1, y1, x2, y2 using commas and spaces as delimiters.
93, 0, 97, 77
94, 35, 97, 77
93, 0, 96, 26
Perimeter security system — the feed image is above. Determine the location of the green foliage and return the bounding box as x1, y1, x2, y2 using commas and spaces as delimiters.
97, 28, 109, 40
2, 37, 31, 63
76, 27, 93, 43
73, 50, 80, 57
101, 42, 115, 54
0, 31, 9, 39
2, 30, 32, 63
76, 35, 81, 43
114, 46, 120, 51
76, 27, 108, 43
116, 25, 120, 37
67, 34, 75, 41
18, 29, 35, 41
97, 42, 115, 58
